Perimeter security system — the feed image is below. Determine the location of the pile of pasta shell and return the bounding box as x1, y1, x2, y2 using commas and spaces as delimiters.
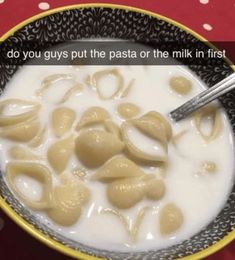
93, 156, 166, 209
2, 75, 221, 236
1, 96, 182, 234
0, 70, 224, 240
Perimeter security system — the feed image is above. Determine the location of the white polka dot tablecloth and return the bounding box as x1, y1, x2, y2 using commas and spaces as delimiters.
0, 0, 235, 260
0, 0, 234, 41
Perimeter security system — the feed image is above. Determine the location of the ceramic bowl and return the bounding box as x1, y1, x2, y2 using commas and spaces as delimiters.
0, 4, 235, 260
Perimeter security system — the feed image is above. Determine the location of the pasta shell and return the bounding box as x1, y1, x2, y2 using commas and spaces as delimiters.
94, 155, 144, 181
88, 69, 124, 100
0, 117, 40, 142
119, 78, 135, 98
75, 129, 124, 168
51, 107, 76, 137
144, 175, 166, 200
47, 135, 74, 173
29, 127, 47, 148
117, 103, 140, 119
159, 203, 183, 235
93, 155, 145, 182
9, 146, 39, 161
104, 120, 122, 140
36, 74, 74, 97
59, 172, 90, 205
169, 76, 192, 94
132, 111, 172, 143
101, 208, 130, 235
194, 105, 222, 142
121, 122, 168, 163
101, 206, 149, 243
107, 177, 146, 209
47, 174, 90, 226
76, 106, 110, 130
0, 99, 41, 126
57, 83, 83, 104
130, 206, 149, 242
6, 162, 53, 210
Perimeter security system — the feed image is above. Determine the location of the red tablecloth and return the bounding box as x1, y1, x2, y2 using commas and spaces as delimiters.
0, 0, 235, 259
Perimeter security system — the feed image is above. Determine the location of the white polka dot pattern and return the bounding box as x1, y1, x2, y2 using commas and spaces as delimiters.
38, 2, 50, 10
203, 23, 213, 31
199, 0, 209, 4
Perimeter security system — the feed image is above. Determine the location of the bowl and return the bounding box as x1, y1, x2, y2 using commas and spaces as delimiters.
0, 4, 235, 260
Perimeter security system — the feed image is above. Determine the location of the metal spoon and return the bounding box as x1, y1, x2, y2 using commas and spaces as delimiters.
169, 73, 235, 122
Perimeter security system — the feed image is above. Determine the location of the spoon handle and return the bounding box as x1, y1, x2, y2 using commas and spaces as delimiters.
169, 73, 235, 122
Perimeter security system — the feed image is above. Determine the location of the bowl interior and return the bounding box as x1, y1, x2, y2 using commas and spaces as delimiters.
0, 6, 235, 260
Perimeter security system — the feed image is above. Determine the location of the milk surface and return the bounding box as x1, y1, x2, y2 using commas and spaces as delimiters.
0, 65, 234, 251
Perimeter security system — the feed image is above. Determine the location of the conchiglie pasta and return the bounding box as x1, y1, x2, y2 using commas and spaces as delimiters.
47, 135, 75, 173
51, 107, 76, 137
94, 156, 166, 209
9, 146, 40, 161
0, 99, 41, 126
194, 105, 222, 142
76, 106, 110, 130
132, 111, 172, 143
57, 83, 83, 104
130, 206, 149, 242
121, 122, 168, 163
159, 203, 183, 235
106, 174, 166, 209
107, 177, 146, 209
143, 175, 165, 200
36, 74, 74, 97
119, 78, 135, 98
117, 103, 140, 119
75, 129, 124, 168
87, 69, 124, 100
47, 173, 90, 226
6, 162, 53, 210
0, 117, 40, 142
120, 111, 172, 164
101, 206, 149, 243
93, 155, 145, 182
29, 127, 47, 148
169, 76, 192, 94
104, 120, 122, 140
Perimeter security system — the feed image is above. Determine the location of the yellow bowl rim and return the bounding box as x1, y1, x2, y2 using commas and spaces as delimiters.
0, 3, 235, 260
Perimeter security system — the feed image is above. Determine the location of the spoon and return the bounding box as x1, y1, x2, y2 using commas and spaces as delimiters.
169, 73, 235, 121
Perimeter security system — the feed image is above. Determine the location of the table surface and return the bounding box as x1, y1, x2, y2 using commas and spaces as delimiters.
0, 0, 235, 259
